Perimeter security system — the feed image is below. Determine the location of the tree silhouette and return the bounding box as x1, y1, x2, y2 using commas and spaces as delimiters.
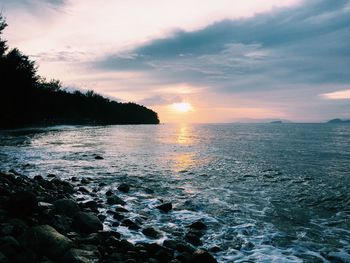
0, 15, 159, 128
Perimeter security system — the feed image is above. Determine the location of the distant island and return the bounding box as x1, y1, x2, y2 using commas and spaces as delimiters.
327, 118, 350, 124
270, 120, 283, 124
0, 16, 159, 129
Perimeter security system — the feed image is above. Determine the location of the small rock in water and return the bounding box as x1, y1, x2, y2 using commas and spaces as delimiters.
142, 227, 161, 239
107, 195, 126, 206
105, 190, 113, 196
94, 155, 104, 160
188, 221, 207, 230
156, 202, 172, 213
185, 232, 202, 246
115, 206, 129, 213
80, 178, 90, 185
121, 219, 140, 230
47, 174, 56, 178
118, 183, 130, 193
73, 212, 103, 234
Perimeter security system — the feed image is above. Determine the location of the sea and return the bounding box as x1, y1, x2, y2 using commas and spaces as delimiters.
0, 123, 349, 262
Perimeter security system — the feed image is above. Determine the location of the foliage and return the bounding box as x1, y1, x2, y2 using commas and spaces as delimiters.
0, 15, 159, 128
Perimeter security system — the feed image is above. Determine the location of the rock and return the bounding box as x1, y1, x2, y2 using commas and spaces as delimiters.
47, 174, 56, 178
80, 178, 90, 185
73, 212, 103, 234
94, 156, 104, 160
33, 175, 44, 180
118, 183, 130, 193
53, 199, 80, 217
107, 195, 126, 206
83, 200, 98, 211
8, 191, 38, 215
0, 236, 20, 258
188, 221, 207, 230
209, 246, 221, 253
121, 219, 140, 230
115, 206, 129, 213
185, 232, 202, 246
78, 187, 90, 194
142, 227, 161, 239
156, 203, 172, 213
71, 176, 79, 182
22, 225, 73, 259
63, 248, 100, 263
49, 215, 73, 234
190, 250, 217, 263
0, 252, 8, 263
105, 190, 113, 196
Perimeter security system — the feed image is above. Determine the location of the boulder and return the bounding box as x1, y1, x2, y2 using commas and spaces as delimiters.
156, 203, 172, 213
121, 219, 140, 230
142, 227, 161, 239
22, 225, 72, 259
8, 191, 38, 215
190, 250, 217, 263
63, 247, 100, 263
107, 195, 126, 206
185, 232, 202, 246
53, 199, 80, 217
118, 184, 130, 193
73, 212, 103, 234
188, 221, 207, 230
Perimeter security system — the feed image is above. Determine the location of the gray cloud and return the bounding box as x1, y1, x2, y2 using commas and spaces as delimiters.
96, 0, 350, 94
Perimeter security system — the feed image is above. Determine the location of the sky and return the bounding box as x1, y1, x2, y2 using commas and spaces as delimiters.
1, 0, 350, 123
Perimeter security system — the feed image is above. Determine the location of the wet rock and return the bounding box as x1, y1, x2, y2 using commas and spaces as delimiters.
115, 206, 129, 213
34, 175, 44, 181
121, 219, 140, 230
53, 198, 80, 217
107, 195, 126, 206
80, 178, 90, 185
8, 191, 38, 216
22, 225, 73, 259
105, 190, 113, 196
73, 212, 103, 234
156, 203, 172, 213
113, 212, 125, 221
209, 246, 221, 253
185, 232, 202, 246
49, 215, 73, 234
98, 214, 106, 221
112, 222, 120, 227
47, 174, 56, 178
142, 227, 161, 239
94, 155, 104, 160
0, 252, 8, 263
188, 221, 207, 230
118, 183, 130, 193
0, 236, 20, 258
71, 176, 79, 182
78, 186, 90, 194
82, 200, 98, 211
63, 247, 100, 263
190, 250, 217, 263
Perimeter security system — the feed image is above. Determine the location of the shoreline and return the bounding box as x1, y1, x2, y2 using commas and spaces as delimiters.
0, 170, 218, 263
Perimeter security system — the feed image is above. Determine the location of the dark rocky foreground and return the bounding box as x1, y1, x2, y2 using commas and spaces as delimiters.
0, 171, 217, 263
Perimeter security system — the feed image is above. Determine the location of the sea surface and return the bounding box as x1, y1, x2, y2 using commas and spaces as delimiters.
0, 123, 349, 262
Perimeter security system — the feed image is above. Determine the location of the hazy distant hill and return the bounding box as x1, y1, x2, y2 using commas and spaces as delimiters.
0, 16, 159, 129
327, 119, 350, 123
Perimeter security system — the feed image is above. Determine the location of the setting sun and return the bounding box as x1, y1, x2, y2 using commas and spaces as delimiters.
170, 102, 194, 113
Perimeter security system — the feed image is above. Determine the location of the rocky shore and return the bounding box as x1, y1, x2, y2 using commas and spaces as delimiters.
0, 171, 218, 263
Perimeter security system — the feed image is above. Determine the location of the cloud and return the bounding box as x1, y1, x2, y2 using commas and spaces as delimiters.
96, 0, 350, 93
320, 89, 350, 100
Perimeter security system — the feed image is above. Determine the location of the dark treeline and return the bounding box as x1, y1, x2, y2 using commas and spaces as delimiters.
0, 16, 159, 129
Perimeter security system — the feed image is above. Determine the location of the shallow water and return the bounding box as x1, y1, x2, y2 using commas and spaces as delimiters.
1, 123, 350, 262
